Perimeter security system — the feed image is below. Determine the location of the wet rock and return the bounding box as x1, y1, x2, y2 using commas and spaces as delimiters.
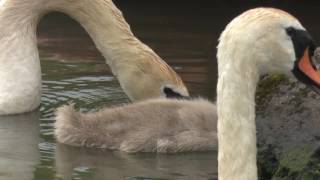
273, 146, 320, 180
312, 47, 320, 70
255, 76, 320, 179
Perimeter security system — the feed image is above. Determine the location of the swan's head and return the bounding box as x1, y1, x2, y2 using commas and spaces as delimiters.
120, 68, 190, 101
218, 8, 320, 90
161, 84, 190, 99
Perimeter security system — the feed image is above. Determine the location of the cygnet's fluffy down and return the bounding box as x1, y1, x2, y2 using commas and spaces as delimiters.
54, 98, 217, 153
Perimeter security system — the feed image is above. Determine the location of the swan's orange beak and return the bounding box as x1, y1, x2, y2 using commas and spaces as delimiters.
298, 48, 320, 87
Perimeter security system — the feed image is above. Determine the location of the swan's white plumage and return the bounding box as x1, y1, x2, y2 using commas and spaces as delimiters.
54, 98, 217, 153
217, 8, 306, 180
0, 1, 41, 115
0, 0, 188, 115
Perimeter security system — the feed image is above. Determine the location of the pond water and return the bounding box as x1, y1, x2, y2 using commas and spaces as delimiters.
0, 1, 320, 180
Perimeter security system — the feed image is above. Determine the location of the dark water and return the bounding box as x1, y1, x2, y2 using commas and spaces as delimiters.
0, 1, 320, 180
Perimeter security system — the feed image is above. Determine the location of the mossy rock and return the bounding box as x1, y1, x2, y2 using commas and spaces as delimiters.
255, 74, 320, 179
271, 146, 320, 180
256, 74, 285, 110
258, 145, 279, 180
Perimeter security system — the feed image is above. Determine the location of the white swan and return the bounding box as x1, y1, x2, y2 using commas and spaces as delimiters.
217, 8, 319, 180
0, 0, 188, 115
55, 98, 217, 153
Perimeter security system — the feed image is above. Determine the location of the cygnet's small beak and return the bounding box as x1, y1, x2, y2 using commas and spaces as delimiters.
298, 48, 320, 87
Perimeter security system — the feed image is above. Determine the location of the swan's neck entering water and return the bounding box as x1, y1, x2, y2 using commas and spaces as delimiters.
55, 0, 156, 76
217, 54, 259, 180
0, 1, 42, 114
56, 1, 177, 100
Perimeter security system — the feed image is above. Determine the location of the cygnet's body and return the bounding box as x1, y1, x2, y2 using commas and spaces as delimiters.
55, 98, 217, 153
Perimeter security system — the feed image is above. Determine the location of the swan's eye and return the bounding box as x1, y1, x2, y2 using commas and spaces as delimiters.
286, 27, 296, 37
162, 86, 189, 100
285, 27, 314, 59
163, 87, 182, 98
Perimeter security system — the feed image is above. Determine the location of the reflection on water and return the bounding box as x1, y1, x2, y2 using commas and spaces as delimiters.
40, 60, 129, 114
0, 112, 40, 180
55, 144, 217, 180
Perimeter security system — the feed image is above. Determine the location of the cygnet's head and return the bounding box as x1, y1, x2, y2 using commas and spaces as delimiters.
218, 7, 320, 90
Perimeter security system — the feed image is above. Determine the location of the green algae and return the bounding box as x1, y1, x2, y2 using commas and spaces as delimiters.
256, 74, 285, 110
258, 145, 279, 180
271, 146, 320, 180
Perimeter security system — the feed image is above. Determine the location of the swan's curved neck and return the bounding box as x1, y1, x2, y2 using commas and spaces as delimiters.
0, 0, 157, 114
217, 50, 259, 180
